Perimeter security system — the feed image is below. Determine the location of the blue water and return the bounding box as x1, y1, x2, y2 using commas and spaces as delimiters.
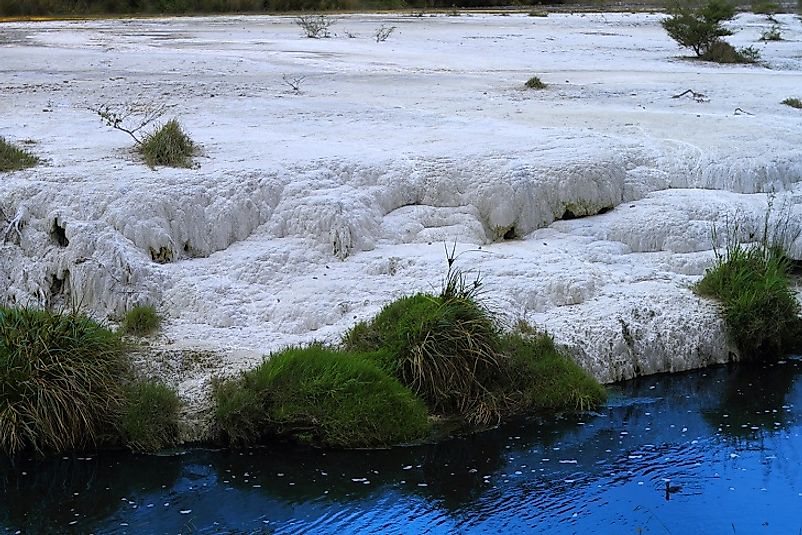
3, 360, 802, 534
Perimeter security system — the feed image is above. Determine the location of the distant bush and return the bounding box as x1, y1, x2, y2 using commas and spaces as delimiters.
751, 0, 779, 14
525, 76, 547, 89
0, 137, 39, 172
760, 25, 782, 41
120, 381, 181, 452
121, 305, 161, 336
661, 0, 736, 57
295, 14, 334, 38
0, 308, 128, 456
139, 119, 195, 168
782, 97, 802, 109
214, 346, 430, 448
697, 242, 800, 359
700, 41, 760, 63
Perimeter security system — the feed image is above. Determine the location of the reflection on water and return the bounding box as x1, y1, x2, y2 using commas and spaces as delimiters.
3, 360, 802, 534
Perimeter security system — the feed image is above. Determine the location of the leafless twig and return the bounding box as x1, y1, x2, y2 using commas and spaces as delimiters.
672, 89, 709, 103
89, 103, 169, 145
282, 74, 305, 93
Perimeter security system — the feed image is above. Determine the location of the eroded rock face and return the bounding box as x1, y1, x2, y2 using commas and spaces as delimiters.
2, 13, 802, 436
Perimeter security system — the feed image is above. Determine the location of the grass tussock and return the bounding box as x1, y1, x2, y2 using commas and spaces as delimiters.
524, 76, 547, 90
120, 381, 181, 452
139, 119, 195, 169
782, 97, 802, 109
697, 243, 800, 358
700, 40, 760, 63
0, 308, 128, 456
121, 305, 161, 336
344, 264, 605, 426
214, 346, 430, 448
0, 137, 39, 172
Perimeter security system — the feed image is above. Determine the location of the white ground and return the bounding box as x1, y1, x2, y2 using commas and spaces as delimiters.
2, 12, 802, 436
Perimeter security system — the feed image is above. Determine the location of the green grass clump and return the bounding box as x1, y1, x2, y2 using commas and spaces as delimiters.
214, 346, 430, 448
501, 333, 607, 412
782, 97, 802, 109
0, 137, 39, 172
121, 305, 161, 336
120, 381, 181, 452
0, 308, 128, 456
344, 293, 504, 423
697, 244, 800, 358
524, 76, 547, 90
344, 269, 605, 425
139, 119, 195, 169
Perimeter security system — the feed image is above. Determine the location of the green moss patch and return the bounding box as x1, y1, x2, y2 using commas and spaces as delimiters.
214, 346, 430, 448
0, 137, 39, 172
0, 308, 128, 456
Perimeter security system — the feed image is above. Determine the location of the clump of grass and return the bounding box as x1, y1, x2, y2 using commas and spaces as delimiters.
139, 119, 195, 169
0, 308, 128, 456
528, 9, 548, 17
782, 97, 802, 109
120, 381, 181, 452
121, 305, 161, 336
214, 346, 430, 448
344, 259, 605, 425
524, 76, 547, 90
0, 137, 39, 172
697, 243, 800, 358
501, 333, 607, 412
700, 40, 760, 63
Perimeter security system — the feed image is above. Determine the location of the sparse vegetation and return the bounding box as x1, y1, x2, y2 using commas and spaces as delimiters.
120, 381, 181, 452
374, 24, 396, 42
121, 305, 161, 336
751, 0, 780, 14
139, 119, 196, 169
213, 346, 430, 448
760, 24, 782, 41
697, 229, 801, 359
92, 103, 197, 168
782, 97, 802, 109
0, 137, 39, 172
525, 76, 547, 90
661, 0, 736, 57
295, 14, 334, 39
528, 9, 548, 16
0, 308, 128, 456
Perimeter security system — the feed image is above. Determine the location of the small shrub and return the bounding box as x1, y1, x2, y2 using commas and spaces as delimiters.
525, 76, 547, 90
0, 308, 128, 456
0, 137, 39, 172
121, 305, 161, 336
295, 14, 333, 38
760, 25, 782, 41
700, 40, 760, 63
661, 0, 736, 57
120, 381, 181, 452
139, 119, 195, 168
214, 346, 430, 448
697, 244, 800, 358
528, 9, 548, 16
782, 97, 802, 109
